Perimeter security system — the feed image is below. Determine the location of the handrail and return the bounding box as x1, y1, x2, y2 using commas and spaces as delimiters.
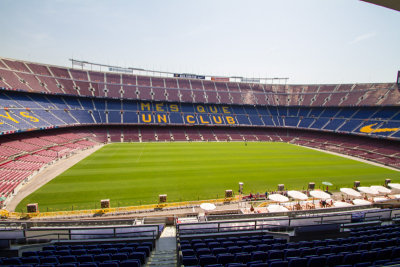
1, 228, 158, 245
23, 229, 157, 242
177, 208, 398, 235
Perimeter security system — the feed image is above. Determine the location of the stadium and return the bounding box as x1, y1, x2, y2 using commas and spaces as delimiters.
0, 1, 399, 267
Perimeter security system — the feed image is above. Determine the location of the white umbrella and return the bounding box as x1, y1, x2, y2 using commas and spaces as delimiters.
340, 188, 362, 197
200, 203, 216, 211
373, 197, 388, 202
288, 190, 308, 200
388, 183, 400, 190
267, 204, 289, 212
370, 185, 391, 194
310, 190, 331, 200
392, 194, 400, 199
353, 199, 371, 205
358, 187, 380, 195
268, 194, 289, 203
333, 201, 353, 207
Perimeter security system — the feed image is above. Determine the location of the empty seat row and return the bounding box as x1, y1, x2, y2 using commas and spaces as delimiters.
182, 247, 400, 266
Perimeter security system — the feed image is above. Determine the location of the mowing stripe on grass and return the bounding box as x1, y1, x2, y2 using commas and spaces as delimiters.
16, 142, 399, 212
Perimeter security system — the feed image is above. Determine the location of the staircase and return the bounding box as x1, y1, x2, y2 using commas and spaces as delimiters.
146, 226, 177, 267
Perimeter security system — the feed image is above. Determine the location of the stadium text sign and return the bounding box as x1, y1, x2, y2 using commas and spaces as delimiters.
138, 102, 237, 125
0, 111, 39, 125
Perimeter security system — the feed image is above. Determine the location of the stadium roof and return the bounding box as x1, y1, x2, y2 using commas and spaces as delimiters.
361, 0, 400, 12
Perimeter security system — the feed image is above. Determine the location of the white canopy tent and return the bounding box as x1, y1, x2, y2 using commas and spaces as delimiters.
370, 185, 391, 194
373, 197, 388, 202
267, 204, 289, 212
388, 183, 400, 190
288, 190, 308, 200
268, 194, 289, 203
333, 201, 353, 207
310, 190, 331, 200
200, 203, 216, 211
358, 187, 380, 195
353, 199, 371, 205
340, 188, 362, 198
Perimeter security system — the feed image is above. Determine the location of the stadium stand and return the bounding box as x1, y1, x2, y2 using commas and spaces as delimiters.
0, 57, 398, 219
175, 209, 400, 267
0, 56, 399, 267
0, 128, 98, 200
0, 221, 162, 266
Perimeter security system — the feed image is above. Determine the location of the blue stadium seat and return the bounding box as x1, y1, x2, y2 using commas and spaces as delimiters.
111, 253, 129, 261
376, 248, 392, 261
216, 253, 235, 265
251, 251, 268, 261
21, 256, 41, 265
22, 251, 38, 257
208, 242, 221, 249
58, 255, 77, 264
120, 259, 141, 267
79, 263, 98, 267
268, 250, 284, 260
228, 246, 242, 254
71, 249, 87, 256
226, 264, 247, 267
284, 249, 301, 259
182, 255, 198, 266
55, 250, 71, 256
234, 252, 252, 263
129, 252, 147, 264
242, 245, 257, 253
41, 256, 59, 265
269, 260, 288, 267
307, 256, 326, 267
353, 262, 371, 267
300, 248, 316, 257
288, 257, 307, 267
212, 247, 227, 255
256, 244, 271, 252
360, 251, 377, 263
326, 254, 343, 267
197, 248, 212, 256
248, 262, 268, 267
343, 253, 361, 265
88, 248, 104, 255
222, 241, 236, 248
99, 262, 119, 267
199, 254, 217, 266
374, 259, 390, 266
76, 254, 94, 263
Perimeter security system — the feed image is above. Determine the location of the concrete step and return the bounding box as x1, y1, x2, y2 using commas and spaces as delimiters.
146, 226, 177, 267
146, 250, 176, 267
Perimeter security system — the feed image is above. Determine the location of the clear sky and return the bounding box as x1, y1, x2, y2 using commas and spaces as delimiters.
0, 0, 399, 84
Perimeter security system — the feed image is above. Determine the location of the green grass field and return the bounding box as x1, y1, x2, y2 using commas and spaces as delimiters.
16, 142, 399, 212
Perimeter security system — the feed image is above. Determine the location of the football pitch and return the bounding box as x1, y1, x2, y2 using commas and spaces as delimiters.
16, 142, 399, 212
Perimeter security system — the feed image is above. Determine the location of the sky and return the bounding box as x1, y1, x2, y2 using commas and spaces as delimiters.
0, 0, 399, 84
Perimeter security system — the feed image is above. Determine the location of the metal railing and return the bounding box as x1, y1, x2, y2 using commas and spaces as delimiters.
177, 208, 400, 236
